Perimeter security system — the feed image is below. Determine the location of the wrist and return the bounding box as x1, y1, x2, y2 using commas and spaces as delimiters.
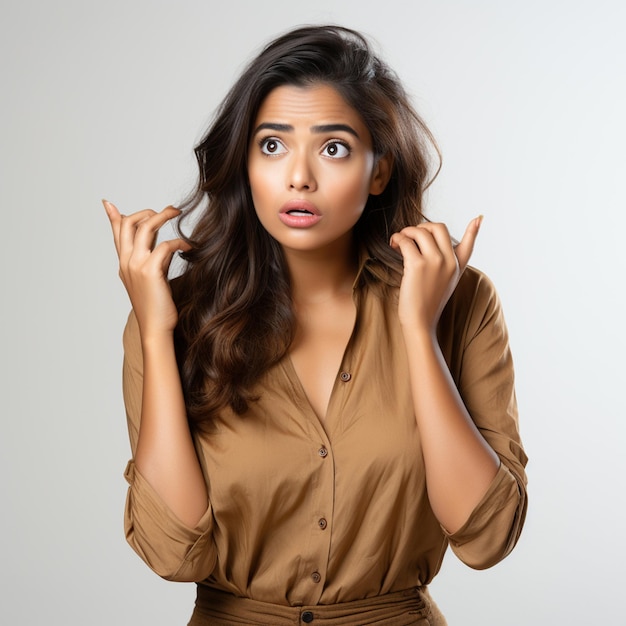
139, 329, 176, 352
400, 322, 440, 353
399, 316, 437, 339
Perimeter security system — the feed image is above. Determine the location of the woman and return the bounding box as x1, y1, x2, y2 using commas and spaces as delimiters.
104, 25, 527, 625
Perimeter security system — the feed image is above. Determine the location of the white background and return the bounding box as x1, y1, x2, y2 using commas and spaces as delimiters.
1, 1, 624, 624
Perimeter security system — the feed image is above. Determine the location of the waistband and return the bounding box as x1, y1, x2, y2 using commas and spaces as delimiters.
190, 584, 441, 625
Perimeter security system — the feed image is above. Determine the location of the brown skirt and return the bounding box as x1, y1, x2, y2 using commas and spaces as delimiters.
187, 585, 447, 626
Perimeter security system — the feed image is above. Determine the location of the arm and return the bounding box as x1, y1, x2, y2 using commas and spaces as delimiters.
104, 199, 207, 526
403, 324, 500, 533
390, 218, 508, 533
105, 200, 216, 580
439, 270, 527, 568
134, 329, 208, 526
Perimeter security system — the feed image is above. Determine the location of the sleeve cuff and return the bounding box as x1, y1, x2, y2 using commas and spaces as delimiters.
124, 460, 217, 581
443, 462, 527, 570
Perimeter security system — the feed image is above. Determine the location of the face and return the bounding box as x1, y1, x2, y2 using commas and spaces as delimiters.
247, 83, 389, 256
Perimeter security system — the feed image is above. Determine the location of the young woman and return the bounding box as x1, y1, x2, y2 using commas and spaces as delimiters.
104, 25, 527, 625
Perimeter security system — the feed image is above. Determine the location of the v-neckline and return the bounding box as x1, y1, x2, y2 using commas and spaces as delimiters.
284, 304, 360, 427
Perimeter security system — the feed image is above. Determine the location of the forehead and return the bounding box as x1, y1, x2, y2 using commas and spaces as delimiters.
254, 84, 369, 134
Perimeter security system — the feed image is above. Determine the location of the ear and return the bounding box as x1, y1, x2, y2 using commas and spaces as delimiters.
369, 152, 393, 196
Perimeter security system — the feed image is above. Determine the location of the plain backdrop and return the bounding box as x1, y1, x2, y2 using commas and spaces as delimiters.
1, 1, 624, 624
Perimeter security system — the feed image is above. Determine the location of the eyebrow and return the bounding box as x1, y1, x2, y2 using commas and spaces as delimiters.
252, 122, 360, 139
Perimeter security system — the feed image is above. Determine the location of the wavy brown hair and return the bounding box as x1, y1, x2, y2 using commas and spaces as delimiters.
173, 25, 440, 427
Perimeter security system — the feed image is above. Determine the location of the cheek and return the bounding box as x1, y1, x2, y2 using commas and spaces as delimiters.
330, 167, 373, 210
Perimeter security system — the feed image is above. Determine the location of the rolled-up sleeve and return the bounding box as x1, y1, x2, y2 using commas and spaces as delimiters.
439, 268, 528, 569
121, 311, 217, 582
444, 461, 526, 569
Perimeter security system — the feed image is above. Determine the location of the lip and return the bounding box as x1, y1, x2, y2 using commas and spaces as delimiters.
278, 200, 322, 228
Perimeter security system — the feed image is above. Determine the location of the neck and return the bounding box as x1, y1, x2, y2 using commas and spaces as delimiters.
283, 237, 358, 305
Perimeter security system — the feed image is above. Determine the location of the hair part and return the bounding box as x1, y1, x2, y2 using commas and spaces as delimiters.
173, 25, 441, 428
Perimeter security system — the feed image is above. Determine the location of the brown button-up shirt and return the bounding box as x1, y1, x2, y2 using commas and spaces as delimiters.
122, 266, 527, 606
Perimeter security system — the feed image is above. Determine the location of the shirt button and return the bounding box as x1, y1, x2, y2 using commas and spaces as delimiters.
318, 518, 327, 530
339, 371, 351, 382
311, 571, 321, 583
318, 447, 328, 458
301, 610, 314, 623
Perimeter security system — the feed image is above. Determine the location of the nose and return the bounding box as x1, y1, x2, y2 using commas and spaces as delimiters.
288, 151, 317, 192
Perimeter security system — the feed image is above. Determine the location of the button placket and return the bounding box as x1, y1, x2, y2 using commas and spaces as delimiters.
295, 439, 333, 603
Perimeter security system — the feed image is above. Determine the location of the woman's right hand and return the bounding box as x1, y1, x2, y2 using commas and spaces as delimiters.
103, 200, 191, 339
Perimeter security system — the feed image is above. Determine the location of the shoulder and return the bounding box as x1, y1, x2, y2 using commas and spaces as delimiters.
439, 266, 505, 347
452, 265, 498, 305
447, 266, 501, 318
438, 266, 513, 387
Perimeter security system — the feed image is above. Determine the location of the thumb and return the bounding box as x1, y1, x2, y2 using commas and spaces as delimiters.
454, 215, 483, 271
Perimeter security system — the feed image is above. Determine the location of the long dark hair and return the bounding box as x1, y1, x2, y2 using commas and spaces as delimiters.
173, 25, 440, 427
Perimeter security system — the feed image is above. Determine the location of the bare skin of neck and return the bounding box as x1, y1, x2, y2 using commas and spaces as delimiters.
284, 237, 358, 422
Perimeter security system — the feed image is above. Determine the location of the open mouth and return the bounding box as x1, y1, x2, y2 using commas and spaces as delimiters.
286, 209, 314, 216
279, 201, 321, 226
278, 203, 322, 227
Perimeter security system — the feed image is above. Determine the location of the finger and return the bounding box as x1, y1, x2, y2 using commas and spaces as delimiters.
131, 206, 182, 253
118, 206, 179, 262
117, 208, 158, 261
102, 199, 123, 256
391, 224, 454, 267
390, 232, 428, 265
454, 215, 483, 271
414, 222, 455, 257
397, 225, 444, 259
150, 238, 193, 277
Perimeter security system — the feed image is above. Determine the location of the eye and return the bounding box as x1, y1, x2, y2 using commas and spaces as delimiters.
259, 137, 287, 155
322, 141, 350, 158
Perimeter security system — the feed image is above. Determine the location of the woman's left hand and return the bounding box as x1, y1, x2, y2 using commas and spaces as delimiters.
389, 216, 482, 333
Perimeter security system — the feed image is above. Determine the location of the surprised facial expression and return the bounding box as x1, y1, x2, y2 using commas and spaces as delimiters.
247, 84, 389, 256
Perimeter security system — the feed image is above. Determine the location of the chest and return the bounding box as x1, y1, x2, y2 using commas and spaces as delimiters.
200, 339, 423, 524
200, 294, 420, 494
288, 296, 357, 421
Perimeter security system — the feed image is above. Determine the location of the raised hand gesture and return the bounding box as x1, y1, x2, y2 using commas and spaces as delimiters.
103, 200, 191, 339
389, 217, 482, 334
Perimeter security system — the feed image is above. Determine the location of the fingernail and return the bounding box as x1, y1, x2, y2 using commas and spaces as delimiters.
476, 215, 484, 229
